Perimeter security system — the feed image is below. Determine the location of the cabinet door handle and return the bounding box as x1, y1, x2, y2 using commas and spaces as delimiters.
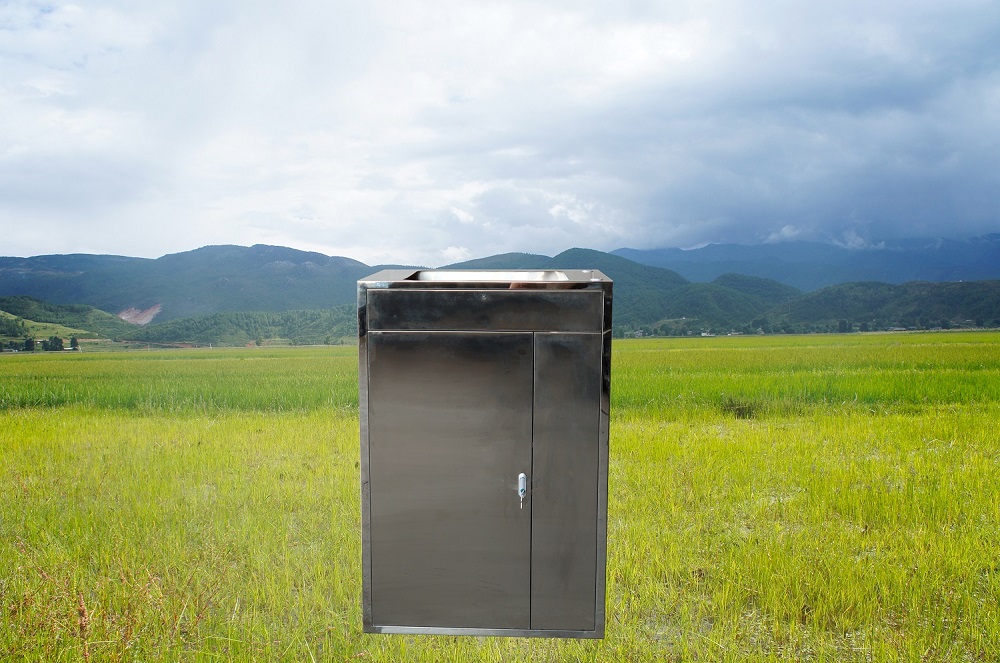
518, 472, 527, 508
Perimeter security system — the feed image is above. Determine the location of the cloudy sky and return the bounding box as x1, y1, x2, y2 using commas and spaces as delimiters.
2, 0, 998, 266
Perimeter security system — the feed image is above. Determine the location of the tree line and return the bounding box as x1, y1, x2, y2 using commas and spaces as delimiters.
4, 335, 80, 352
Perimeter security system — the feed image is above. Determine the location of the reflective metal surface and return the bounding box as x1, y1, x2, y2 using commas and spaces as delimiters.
367, 289, 603, 332
367, 332, 533, 629
407, 269, 569, 282
363, 268, 605, 289
358, 269, 612, 638
530, 333, 602, 631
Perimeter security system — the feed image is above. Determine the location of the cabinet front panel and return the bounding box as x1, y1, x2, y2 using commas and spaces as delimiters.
366, 289, 604, 333
367, 332, 533, 629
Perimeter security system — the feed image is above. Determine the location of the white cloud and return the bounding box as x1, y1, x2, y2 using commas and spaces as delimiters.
450, 207, 474, 224
440, 246, 472, 263
765, 225, 801, 243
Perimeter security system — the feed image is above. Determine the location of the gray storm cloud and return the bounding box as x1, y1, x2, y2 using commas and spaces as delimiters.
1, 0, 998, 264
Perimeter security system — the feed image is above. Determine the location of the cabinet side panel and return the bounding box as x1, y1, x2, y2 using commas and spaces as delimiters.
359, 286, 373, 629
367, 332, 533, 630
531, 333, 602, 631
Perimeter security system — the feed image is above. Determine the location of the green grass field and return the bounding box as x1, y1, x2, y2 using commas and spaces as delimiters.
2, 333, 998, 661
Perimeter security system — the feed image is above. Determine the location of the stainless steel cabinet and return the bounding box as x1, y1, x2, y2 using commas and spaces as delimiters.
358, 270, 612, 638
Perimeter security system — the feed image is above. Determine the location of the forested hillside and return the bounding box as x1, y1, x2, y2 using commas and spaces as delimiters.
127, 308, 356, 346
769, 281, 1000, 332
0, 311, 28, 338
0, 297, 356, 347
0, 296, 139, 340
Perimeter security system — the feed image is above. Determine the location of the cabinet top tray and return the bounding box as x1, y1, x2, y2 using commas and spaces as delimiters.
359, 269, 611, 289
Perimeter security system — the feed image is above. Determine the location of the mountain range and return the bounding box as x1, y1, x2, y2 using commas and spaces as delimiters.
613, 234, 1000, 291
0, 244, 372, 323
1, 237, 999, 343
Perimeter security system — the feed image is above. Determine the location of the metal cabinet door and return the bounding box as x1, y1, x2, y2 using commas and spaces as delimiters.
365, 331, 534, 629
531, 333, 603, 631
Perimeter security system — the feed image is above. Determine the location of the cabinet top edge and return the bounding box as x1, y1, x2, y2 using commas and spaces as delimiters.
359, 269, 611, 288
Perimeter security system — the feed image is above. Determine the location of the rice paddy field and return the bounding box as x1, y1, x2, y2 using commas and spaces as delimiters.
1, 332, 998, 661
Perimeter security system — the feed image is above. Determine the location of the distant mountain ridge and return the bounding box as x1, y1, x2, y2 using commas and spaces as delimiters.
613, 234, 1000, 290
0, 245, 375, 323
770, 281, 1000, 330
2, 240, 1000, 343
443, 248, 796, 329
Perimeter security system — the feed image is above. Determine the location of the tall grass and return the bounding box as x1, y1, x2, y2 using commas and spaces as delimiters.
2, 333, 998, 660
0, 347, 358, 412
613, 333, 1000, 417
610, 406, 1000, 659
1, 409, 363, 660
